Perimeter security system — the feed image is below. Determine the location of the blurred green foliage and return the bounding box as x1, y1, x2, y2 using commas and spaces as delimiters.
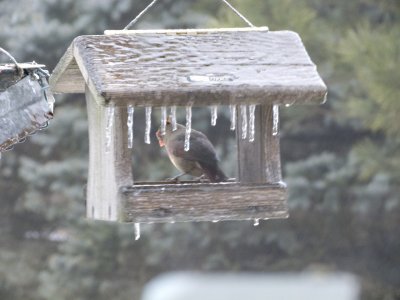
0, 0, 399, 299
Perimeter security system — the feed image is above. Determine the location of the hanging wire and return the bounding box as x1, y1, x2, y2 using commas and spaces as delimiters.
123, 0, 256, 30
124, 0, 159, 30
0, 47, 24, 78
221, 0, 255, 27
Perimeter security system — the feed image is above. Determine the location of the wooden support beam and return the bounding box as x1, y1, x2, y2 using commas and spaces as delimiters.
104, 27, 270, 35
237, 104, 282, 184
85, 86, 133, 221
264, 105, 283, 183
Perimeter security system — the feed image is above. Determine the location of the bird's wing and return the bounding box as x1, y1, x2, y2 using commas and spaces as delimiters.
169, 130, 219, 164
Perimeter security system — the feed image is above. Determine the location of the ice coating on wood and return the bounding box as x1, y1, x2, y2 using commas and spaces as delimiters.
272, 105, 279, 136
240, 105, 247, 139
170, 106, 177, 131
210, 105, 218, 126
184, 105, 192, 152
134, 223, 141, 241
105, 105, 115, 153
249, 104, 256, 142
229, 105, 236, 131
145, 106, 152, 144
160, 106, 167, 136
127, 105, 134, 149
55, 31, 328, 107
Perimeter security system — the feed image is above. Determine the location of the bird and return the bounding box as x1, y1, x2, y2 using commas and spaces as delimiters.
156, 119, 228, 183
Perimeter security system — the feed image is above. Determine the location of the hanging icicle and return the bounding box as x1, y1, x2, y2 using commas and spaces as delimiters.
160, 106, 167, 136
272, 105, 279, 136
253, 218, 260, 226
134, 223, 141, 241
210, 105, 218, 126
105, 105, 115, 153
240, 105, 247, 140
170, 106, 177, 131
127, 105, 134, 149
145, 106, 152, 144
184, 105, 192, 152
249, 104, 256, 142
229, 105, 236, 131
285, 100, 296, 107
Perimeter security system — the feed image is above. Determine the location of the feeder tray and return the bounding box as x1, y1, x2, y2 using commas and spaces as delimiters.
50, 27, 327, 223
0, 63, 54, 152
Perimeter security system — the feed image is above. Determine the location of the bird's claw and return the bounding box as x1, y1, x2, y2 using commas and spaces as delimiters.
194, 175, 209, 183
166, 176, 180, 183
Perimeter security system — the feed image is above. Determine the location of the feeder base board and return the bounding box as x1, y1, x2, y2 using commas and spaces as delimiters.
116, 181, 288, 223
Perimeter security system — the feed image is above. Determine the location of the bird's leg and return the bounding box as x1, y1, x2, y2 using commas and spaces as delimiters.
194, 174, 209, 182
166, 172, 187, 183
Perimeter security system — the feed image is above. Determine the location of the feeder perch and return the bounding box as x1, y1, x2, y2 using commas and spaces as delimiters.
50, 27, 327, 223
0, 63, 54, 152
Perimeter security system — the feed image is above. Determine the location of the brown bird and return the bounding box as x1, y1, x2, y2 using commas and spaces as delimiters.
156, 120, 228, 182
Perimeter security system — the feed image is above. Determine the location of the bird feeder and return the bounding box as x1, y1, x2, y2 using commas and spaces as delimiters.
50, 27, 327, 223
0, 61, 54, 153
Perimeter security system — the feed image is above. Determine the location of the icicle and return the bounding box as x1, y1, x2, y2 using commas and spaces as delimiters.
249, 104, 256, 142
145, 106, 152, 144
134, 223, 141, 241
240, 105, 247, 140
170, 106, 177, 131
285, 100, 296, 107
184, 105, 192, 152
253, 218, 260, 226
210, 105, 218, 126
105, 105, 115, 153
160, 106, 167, 136
47, 91, 56, 114
229, 105, 236, 131
272, 105, 279, 136
127, 105, 134, 149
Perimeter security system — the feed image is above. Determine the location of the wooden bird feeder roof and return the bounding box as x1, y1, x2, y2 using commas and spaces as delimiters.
50, 27, 327, 223
50, 27, 327, 107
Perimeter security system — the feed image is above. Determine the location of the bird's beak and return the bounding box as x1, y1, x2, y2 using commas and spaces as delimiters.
156, 129, 165, 147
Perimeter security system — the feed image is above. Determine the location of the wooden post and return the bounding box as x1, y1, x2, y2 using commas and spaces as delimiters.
237, 104, 282, 184
264, 105, 282, 183
85, 86, 133, 221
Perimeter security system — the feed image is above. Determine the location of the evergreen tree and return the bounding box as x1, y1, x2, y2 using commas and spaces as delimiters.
0, 1, 399, 299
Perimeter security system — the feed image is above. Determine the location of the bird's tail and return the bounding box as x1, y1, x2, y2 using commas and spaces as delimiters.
200, 162, 228, 183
